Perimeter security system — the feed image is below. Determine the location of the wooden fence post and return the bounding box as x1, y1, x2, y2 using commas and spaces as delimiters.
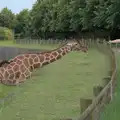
80, 98, 92, 113
92, 85, 103, 120
110, 42, 112, 48
116, 43, 118, 49
93, 85, 103, 97
103, 76, 111, 86
108, 70, 112, 76
88, 38, 90, 45
96, 38, 99, 45
80, 98, 92, 120
102, 76, 112, 104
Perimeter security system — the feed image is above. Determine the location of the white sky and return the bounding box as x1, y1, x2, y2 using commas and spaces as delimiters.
0, 0, 37, 14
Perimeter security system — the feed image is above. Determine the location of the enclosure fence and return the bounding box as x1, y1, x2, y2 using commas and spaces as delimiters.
78, 46, 117, 120
15, 38, 65, 45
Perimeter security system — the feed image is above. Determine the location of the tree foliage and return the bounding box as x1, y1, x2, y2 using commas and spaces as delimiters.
0, 0, 120, 39
0, 27, 14, 40
0, 8, 16, 29
30, 0, 118, 38
15, 9, 30, 37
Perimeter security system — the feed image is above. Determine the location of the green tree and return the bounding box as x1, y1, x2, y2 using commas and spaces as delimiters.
81, 0, 99, 31
69, 0, 86, 31
0, 7, 16, 29
28, 0, 119, 38
93, 0, 113, 30
15, 9, 30, 37
55, 0, 71, 32
0, 27, 14, 40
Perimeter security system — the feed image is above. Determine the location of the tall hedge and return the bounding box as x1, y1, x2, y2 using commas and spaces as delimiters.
0, 27, 14, 40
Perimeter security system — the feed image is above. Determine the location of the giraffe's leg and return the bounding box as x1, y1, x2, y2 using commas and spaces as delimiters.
29, 72, 32, 79
18, 74, 26, 83
24, 69, 32, 79
1, 79, 19, 86
2, 71, 32, 86
28, 69, 32, 79
6, 76, 25, 86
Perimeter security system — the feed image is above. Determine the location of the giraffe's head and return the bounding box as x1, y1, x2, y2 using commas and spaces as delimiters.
67, 40, 88, 53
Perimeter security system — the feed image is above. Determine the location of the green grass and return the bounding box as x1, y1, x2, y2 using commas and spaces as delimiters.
100, 51, 120, 120
0, 46, 110, 120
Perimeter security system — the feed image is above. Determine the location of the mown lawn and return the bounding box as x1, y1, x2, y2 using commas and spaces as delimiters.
100, 51, 120, 120
0, 41, 110, 120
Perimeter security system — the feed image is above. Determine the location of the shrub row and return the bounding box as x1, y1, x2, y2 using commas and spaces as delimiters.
0, 27, 14, 40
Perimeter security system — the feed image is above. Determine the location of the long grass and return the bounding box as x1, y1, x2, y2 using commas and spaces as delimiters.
0, 44, 110, 120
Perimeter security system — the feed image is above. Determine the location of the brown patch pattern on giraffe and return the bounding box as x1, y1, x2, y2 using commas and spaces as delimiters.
0, 42, 87, 86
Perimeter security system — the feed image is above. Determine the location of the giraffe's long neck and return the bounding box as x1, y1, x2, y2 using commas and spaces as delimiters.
32, 44, 72, 69
0, 44, 72, 72
42, 45, 71, 66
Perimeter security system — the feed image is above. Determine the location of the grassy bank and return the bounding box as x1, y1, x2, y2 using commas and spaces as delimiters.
100, 51, 120, 120
0, 46, 110, 120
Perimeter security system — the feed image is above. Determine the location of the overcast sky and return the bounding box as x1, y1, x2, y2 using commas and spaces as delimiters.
0, 0, 37, 14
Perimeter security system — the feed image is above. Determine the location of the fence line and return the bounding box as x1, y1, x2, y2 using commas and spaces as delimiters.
15, 38, 66, 45
14, 38, 98, 46
77, 42, 117, 120
61, 40, 117, 120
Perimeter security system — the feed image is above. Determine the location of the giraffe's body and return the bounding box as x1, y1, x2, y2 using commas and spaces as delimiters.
0, 41, 88, 86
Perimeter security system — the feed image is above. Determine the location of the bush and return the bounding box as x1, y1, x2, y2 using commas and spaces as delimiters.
0, 27, 14, 40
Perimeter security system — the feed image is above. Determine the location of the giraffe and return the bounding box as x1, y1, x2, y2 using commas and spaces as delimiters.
0, 60, 11, 67
0, 40, 88, 86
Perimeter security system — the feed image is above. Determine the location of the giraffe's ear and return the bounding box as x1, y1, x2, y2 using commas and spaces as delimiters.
59, 40, 68, 48
75, 39, 87, 48
75, 39, 82, 46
